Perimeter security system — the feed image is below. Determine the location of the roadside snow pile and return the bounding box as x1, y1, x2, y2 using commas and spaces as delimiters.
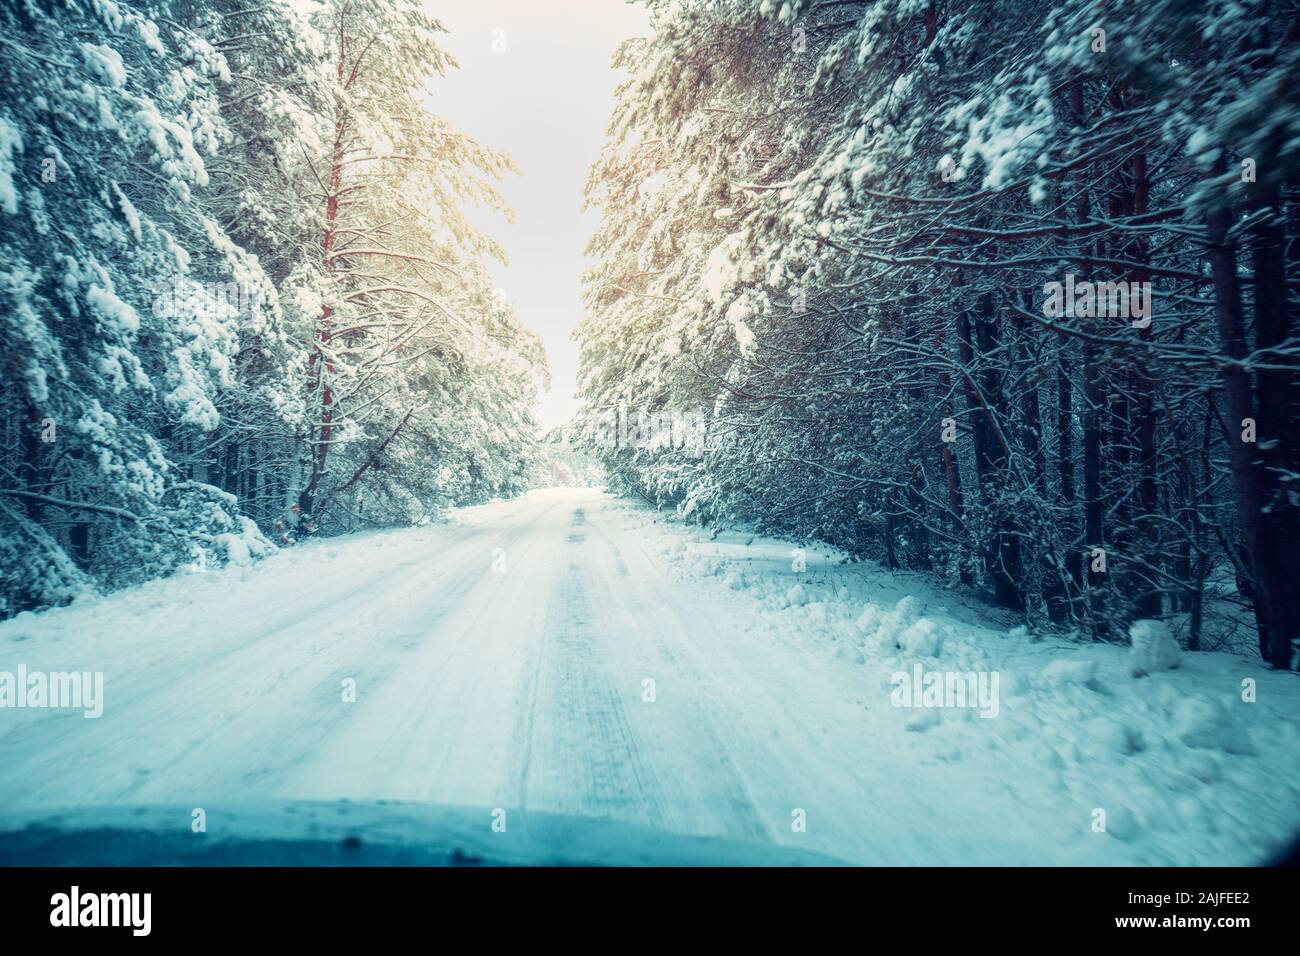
1169, 695, 1254, 755
856, 596, 955, 658
898, 619, 948, 658
1129, 619, 1181, 677
620, 495, 1300, 865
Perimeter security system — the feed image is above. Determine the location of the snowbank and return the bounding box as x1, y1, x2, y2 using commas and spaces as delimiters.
631, 497, 1300, 865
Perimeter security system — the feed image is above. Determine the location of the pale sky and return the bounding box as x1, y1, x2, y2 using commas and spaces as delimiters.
426, 0, 650, 430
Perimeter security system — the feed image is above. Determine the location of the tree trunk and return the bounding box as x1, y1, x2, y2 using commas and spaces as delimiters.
958, 290, 1023, 611
1205, 156, 1290, 667
1130, 146, 1161, 618
1246, 171, 1300, 667
299, 24, 348, 520
18, 401, 44, 523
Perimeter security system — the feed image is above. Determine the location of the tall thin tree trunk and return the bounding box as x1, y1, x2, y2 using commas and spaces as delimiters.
1072, 79, 1109, 638
18, 401, 44, 524
299, 22, 348, 519
1131, 146, 1161, 618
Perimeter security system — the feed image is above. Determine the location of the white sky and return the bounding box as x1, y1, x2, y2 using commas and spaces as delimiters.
426, 0, 650, 430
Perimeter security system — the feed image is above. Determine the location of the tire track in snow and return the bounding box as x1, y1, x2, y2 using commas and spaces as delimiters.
513, 506, 671, 831
579, 500, 774, 843
267, 497, 569, 806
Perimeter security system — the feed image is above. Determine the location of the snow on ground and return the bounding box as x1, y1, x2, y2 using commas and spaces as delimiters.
640, 506, 1300, 864
1, 488, 1297, 865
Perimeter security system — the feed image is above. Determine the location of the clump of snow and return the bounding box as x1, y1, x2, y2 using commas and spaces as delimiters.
111, 182, 142, 243
835, 643, 865, 665
726, 298, 756, 356
216, 530, 252, 567
81, 43, 128, 89
1128, 619, 1180, 677
0, 117, 23, 215
856, 603, 882, 632
1084, 717, 1144, 756
859, 595, 924, 652
137, 19, 165, 55
701, 236, 745, 306
948, 73, 1053, 189
898, 618, 947, 658
85, 281, 141, 333
1041, 658, 1098, 688
806, 602, 829, 627
1170, 696, 1254, 755
783, 583, 808, 607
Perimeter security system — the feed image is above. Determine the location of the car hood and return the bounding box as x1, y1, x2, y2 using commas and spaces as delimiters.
0, 801, 846, 866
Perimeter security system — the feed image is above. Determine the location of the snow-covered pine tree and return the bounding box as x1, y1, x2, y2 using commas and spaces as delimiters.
578, 0, 1300, 666
0, 0, 548, 616
288, 0, 546, 529
0, 0, 277, 613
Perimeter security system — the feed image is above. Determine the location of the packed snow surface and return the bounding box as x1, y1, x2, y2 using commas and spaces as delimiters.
1, 489, 1297, 865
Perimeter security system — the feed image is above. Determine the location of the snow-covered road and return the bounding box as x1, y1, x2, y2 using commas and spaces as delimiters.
1, 488, 1298, 865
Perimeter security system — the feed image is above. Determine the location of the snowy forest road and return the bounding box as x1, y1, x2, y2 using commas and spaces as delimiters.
2, 489, 1298, 865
